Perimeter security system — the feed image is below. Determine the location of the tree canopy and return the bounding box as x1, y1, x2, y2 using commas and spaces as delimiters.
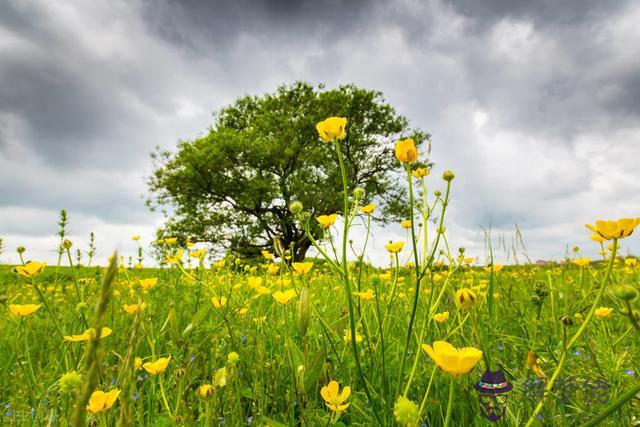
147, 82, 429, 260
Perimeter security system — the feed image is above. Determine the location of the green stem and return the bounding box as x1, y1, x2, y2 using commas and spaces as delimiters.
334, 140, 382, 426
32, 279, 65, 340
443, 377, 455, 427
580, 381, 640, 427
524, 239, 618, 427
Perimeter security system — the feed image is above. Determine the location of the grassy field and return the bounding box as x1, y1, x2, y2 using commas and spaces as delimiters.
1, 129, 639, 426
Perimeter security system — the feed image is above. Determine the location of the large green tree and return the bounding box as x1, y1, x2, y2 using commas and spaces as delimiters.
147, 82, 428, 260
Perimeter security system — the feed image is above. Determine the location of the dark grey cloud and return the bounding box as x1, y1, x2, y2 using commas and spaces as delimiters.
0, 0, 639, 264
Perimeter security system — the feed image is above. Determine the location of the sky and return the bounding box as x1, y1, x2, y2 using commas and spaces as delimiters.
1, 0, 639, 267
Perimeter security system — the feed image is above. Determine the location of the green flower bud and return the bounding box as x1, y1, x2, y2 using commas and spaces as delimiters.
296, 287, 311, 337
59, 370, 83, 394
289, 201, 303, 214
227, 351, 240, 366
63, 239, 73, 249
614, 285, 638, 301
394, 396, 419, 427
442, 170, 455, 182
353, 187, 365, 199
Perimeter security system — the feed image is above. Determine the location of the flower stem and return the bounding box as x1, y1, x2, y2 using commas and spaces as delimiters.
523, 238, 618, 427
443, 377, 455, 427
334, 140, 383, 426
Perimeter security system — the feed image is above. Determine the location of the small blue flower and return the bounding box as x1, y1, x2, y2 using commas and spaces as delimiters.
573, 349, 580, 356
4, 403, 10, 409
247, 416, 253, 424
110, 378, 116, 385
625, 369, 636, 377
133, 393, 139, 401
5, 410, 14, 417
241, 335, 247, 344
190, 354, 196, 362
218, 417, 225, 425
497, 344, 503, 351
537, 414, 543, 421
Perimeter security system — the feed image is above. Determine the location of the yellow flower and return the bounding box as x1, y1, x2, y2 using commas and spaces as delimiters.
321, 380, 351, 412
455, 288, 478, 308
164, 237, 177, 245
190, 249, 206, 259
353, 289, 375, 301
395, 138, 418, 163
164, 249, 183, 264
292, 262, 313, 275
385, 241, 404, 253
595, 307, 614, 318
343, 330, 363, 343
463, 257, 474, 264
586, 218, 640, 240
247, 276, 263, 289
131, 235, 141, 241
261, 250, 275, 260
412, 168, 429, 178
589, 233, 605, 243
267, 264, 280, 275
400, 220, 412, 229
254, 285, 272, 296
273, 289, 296, 305
421, 340, 482, 377
134, 357, 143, 370
214, 260, 226, 269
64, 327, 112, 342
143, 356, 171, 375
378, 272, 392, 281
212, 296, 227, 309
139, 278, 158, 289
214, 367, 227, 387
573, 258, 590, 267
8, 304, 41, 317
316, 214, 338, 229
197, 384, 214, 399
527, 351, 547, 380
484, 264, 503, 273
123, 302, 147, 315
433, 311, 449, 323
360, 203, 376, 214
625, 258, 638, 267
15, 261, 46, 279
316, 117, 347, 142
86, 389, 120, 414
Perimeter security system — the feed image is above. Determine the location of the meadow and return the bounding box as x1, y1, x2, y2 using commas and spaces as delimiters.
1, 120, 639, 426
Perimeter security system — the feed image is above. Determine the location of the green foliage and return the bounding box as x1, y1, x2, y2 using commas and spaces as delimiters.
147, 82, 429, 259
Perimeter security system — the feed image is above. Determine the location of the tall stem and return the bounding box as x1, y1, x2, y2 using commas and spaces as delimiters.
524, 239, 618, 427
443, 377, 455, 427
334, 140, 382, 426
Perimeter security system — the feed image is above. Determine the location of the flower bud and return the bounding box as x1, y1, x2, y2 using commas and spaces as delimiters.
394, 396, 419, 427
560, 315, 573, 326
614, 285, 638, 301
197, 384, 215, 400
227, 351, 240, 366
296, 287, 311, 337
59, 370, 83, 394
289, 201, 303, 214
442, 170, 455, 182
63, 239, 73, 249
16, 246, 26, 254
434, 190, 441, 197
353, 187, 365, 200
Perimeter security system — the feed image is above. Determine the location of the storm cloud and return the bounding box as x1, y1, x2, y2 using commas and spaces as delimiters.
1, 0, 638, 265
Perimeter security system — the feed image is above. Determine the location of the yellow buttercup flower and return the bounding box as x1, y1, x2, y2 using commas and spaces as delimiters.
316, 117, 347, 142
320, 380, 351, 412
261, 250, 274, 260
64, 327, 112, 342
316, 214, 338, 229
589, 233, 605, 243
385, 241, 404, 253
400, 220, 412, 229
421, 340, 482, 377
164, 237, 177, 245
15, 261, 46, 279
412, 167, 429, 178
484, 264, 503, 273
131, 235, 141, 241
273, 289, 296, 305
527, 351, 547, 380
164, 249, 183, 264
8, 304, 41, 317
455, 288, 478, 308
395, 138, 418, 163
123, 302, 147, 315
214, 260, 225, 269
247, 276, 263, 289
433, 311, 449, 323
625, 258, 638, 267
573, 258, 590, 267
212, 296, 227, 309
360, 203, 376, 214
87, 389, 120, 414
190, 249, 206, 259
214, 367, 227, 387
267, 264, 280, 275
143, 356, 171, 375
595, 307, 614, 318
343, 330, 363, 343
197, 384, 214, 399
292, 262, 313, 275
586, 218, 640, 240
353, 289, 374, 301
139, 278, 158, 289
